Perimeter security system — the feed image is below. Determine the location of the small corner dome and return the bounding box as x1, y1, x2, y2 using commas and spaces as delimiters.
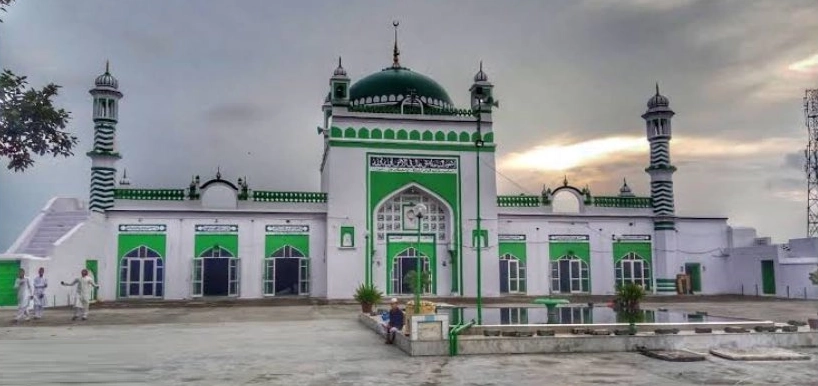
95, 66, 119, 89
473, 62, 489, 82
647, 84, 669, 109
349, 66, 453, 107
618, 179, 635, 197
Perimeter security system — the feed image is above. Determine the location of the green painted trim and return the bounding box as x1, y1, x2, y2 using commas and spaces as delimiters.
0, 260, 21, 306
252, 191, 327, 203
347, 104, 473, 117
331, 139, 494, 153
498, 241, 526, 263
612, 242, 652, 264
365, 152, 463, 294
86, 151, 122, 158
497, 195, 541, 207
593, 196, 652, 208
340, 226, 355, 248
265, 234, 310, 257
194, 234, 239, 257
115, 189, 186, 200
329, 126, 494, 144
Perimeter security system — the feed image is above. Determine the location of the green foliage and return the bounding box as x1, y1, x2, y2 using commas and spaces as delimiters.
614, 282, 646, 330
353, 283, 383, 305
404, 270, 431, 294
0, 70, 75, 171
0, 0, 13, 22
810, 267, 818, 286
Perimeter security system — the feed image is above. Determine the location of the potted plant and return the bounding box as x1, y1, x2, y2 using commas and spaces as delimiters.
614, 282, 646, 335
404, 270, 431, 296
353, 283, 383, 314
809, 268, 818, 330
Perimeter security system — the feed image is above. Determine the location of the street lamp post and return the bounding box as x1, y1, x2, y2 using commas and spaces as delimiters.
410, 203, 427, 314
474, 103, 484, 325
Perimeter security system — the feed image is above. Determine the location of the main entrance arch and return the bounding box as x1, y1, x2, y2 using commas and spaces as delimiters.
374, 184, 452, 295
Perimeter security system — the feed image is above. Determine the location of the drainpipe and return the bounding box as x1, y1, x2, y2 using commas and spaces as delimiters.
448, 319, 476, 356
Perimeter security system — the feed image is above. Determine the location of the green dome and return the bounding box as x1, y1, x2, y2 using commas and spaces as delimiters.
349, 66, 453, 109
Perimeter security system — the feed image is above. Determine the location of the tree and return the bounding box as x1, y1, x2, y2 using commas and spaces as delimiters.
0, 0, 13, 22
0, 0, 77, 172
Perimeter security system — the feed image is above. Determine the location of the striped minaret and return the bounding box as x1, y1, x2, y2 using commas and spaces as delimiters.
87, 61, 123, 213
642, 83, 676, 230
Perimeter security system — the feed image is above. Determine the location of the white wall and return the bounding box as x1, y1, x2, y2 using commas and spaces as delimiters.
106, 211, 327, 300
38, 216, 107, 307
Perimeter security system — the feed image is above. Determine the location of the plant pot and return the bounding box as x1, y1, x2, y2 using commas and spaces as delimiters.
808, 318, 818, 330
361, 303, 373, 314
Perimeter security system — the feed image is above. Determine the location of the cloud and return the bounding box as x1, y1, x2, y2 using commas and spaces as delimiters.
203, 103, 269, 125
499, 135, 800, 172
789, 53, 818, 74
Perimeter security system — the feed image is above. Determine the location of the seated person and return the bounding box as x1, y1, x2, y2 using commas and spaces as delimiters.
384, 298, 404, 344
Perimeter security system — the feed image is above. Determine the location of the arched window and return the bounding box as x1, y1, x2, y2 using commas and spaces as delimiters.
193, 246, 238, 297
199, 246, 234, 258
270, 245, 305, 258
614, 252, 651, 290
499, 254, 526, 294
119, 246, 163, 298
375, 186, 449, 242
391, 247, 432, 295
550, 255, 590, 293
264, 245, 309, 296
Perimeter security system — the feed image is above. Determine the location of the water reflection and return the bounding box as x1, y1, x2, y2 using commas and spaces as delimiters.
449, 305, 740, 325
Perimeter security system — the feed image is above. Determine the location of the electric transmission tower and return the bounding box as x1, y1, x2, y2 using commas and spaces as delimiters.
805, 89, 818, 236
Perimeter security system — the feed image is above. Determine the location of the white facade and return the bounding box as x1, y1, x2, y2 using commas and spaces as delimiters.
4, 52, 818, 307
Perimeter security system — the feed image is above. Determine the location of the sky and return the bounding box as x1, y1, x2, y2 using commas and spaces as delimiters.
1, 0, 818, 250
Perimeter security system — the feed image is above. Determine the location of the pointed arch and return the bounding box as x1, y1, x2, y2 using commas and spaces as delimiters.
372, 182, 454, 243
124, 245, 161, 258
199, 246, 234, 258
269, 245, 306, 258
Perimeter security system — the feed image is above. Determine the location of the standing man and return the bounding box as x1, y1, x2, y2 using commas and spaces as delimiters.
383, 298, 405, 344
13, 268, 33, 324
61, 269, 99, 321
32, 267, 48, 319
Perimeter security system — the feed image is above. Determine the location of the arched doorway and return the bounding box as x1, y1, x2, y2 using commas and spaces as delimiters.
551, 255, 589, 293
119, 246, 163, 298
499, 253, 526, 294
193, 246, 239, 297
615, 252, 651, 290
391, 247, 432, 295
375, 185, 451, 295
264, 245, 309, 296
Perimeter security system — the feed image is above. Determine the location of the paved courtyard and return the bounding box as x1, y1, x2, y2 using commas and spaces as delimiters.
0, 300, 816, 385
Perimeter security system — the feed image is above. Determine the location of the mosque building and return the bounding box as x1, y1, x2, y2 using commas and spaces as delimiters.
2, 28, 817, 307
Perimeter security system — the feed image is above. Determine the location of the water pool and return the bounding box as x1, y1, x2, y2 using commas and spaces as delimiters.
444, 305, 754, 325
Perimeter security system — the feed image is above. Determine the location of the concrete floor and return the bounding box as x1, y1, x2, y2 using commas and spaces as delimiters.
1, 301, 817, 385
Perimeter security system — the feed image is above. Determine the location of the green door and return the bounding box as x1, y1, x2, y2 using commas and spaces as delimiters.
761, 260, 776, 295
684, 263, 702, 293
86, 259, 99, 300
0, 260, 22, 306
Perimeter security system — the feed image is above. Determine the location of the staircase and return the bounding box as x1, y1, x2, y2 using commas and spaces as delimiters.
7, 198, 90, 257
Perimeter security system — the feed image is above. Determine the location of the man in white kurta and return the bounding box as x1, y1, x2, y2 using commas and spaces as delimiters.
61, 269, 99, 321
13, 268, 33, 323
32, 267, 48, 319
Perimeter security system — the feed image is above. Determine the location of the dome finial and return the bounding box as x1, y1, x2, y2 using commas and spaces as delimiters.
105, 60, 110, 74
655, 82, 660, 96
474, 60, 489, 82
392, 20, 401, 68
333, 56, 347, 76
